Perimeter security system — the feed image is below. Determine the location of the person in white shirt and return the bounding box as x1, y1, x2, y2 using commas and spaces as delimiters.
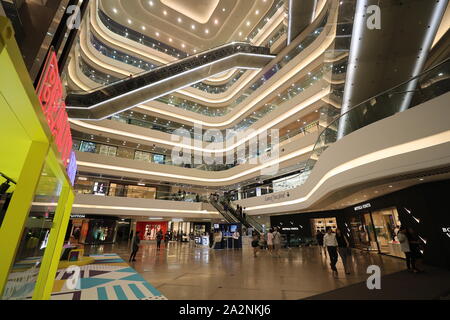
267, 229, 274, 254
397, 226, 418, 272
323, 227, 339, 275
272, 227, 282, 257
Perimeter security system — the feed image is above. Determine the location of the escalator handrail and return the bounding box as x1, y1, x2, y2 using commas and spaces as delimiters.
66, 42, 272, 104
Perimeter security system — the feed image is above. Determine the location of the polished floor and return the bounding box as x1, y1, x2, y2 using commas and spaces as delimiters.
82, 239, 408, 300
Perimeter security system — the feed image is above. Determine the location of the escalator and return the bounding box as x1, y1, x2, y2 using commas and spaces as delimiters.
210, 195, 264, 234
209, 197, 240, 224
65, 42, 274, 120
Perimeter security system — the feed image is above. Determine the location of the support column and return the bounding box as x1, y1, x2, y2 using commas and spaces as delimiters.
0, 141, 48, 297
33, 183, 74, 300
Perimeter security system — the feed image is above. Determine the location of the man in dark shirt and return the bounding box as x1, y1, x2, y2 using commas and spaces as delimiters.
336, 228, 351, 274
129, 231, 140, 262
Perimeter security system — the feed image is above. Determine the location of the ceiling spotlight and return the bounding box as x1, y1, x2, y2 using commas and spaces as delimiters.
177, 17, 182, 23
246, 21, 251, 26
191, 24, 196, 30
163, 10, 167, 16
127, 19, 132, 24
255, 10, 260, 15
149, 1, 154, 6
205, 29, 209, 34
214, 19, 219, 25
155, 31, 160, 36
112, 8, 118, 14
169, 38, 173, 42
141, 26, 146, 31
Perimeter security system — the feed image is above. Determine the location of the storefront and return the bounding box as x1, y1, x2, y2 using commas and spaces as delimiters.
136, 221, 168, 241
65, 215, 124, 245
0, 18, 75, 300
212, 223, 243, 249
271, 179, 450, 269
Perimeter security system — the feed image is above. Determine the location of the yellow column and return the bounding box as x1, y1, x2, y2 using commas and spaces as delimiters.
0, 141, 49, 297
32, 183, 74, 300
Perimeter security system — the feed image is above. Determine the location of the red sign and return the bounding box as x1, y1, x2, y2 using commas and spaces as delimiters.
36, 51, 73, 167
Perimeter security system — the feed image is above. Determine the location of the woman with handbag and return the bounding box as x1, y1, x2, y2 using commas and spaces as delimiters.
336, 228, 351, 275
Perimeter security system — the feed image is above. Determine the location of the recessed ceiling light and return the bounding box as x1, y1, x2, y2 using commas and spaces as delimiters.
255, 10, 260, 15
205, 29, 209, 34
112, 8, 118, 14
127, 19, 132, 24
222, 8, 226, 12
177, 17, 182, 23
155, 31, 160, 36
191, 24, 196, 30
169, 38, 173, 42
181, 43, 185, 48
246, 21, 251, 26
149, 1, 154, 6
163, 10, 167, 16
214, 19, 219, 25
239, 31, 242, 36
141, 26, 146, 31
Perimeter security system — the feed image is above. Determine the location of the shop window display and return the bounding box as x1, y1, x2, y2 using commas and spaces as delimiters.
370, 207, 403, 258
137, 221, 168, 240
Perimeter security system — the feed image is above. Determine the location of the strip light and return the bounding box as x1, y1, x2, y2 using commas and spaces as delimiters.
79, 28, 264, 105
70, 88, 328, 153
33, 202, 219, 215
76, 144, 314, 183
245, 130, 450, 211
73, 7, 336, 127
67, 52, 275, 111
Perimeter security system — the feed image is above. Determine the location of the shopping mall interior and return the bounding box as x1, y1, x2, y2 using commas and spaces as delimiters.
0, 0, 450, 303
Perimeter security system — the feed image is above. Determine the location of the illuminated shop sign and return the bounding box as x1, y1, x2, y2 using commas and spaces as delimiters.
36, 50, 76, 184
354, 203, 372, 211
70, 214, 86, 219
442, 227, 450, 238
282, 227, 299, 231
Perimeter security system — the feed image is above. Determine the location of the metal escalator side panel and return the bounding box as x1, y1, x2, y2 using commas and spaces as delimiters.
67, 50, 274, 120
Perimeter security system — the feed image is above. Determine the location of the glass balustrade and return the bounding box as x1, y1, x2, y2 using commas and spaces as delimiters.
89, 33, 248, 95
78, 58, 335, 138
72, 5, 330, 117
72, 117, 320, 172
73, 182, 209, 203
236, 58, 450, 199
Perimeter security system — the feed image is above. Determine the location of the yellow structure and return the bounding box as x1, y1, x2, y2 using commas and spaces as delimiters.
0, 17, 75, 300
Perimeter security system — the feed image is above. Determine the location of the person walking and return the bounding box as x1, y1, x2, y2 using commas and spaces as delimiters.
129, 231, 140, 262
164, 231, 170, 248
316, 230, 326, 257
398, 226, 420, 273
336, 228, 351, 275
156, 230, 163, 250
251, 231, 260, 257
272, 227, 282, 257
267, 228, 274, 254
323, 227, 338, 275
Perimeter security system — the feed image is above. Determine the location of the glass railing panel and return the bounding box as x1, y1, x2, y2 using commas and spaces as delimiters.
70, 5, 329, 117
238, 58, 450, 200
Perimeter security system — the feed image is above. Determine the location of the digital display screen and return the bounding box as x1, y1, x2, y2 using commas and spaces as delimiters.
153, 154, 165, 164
230, 225, 237, 233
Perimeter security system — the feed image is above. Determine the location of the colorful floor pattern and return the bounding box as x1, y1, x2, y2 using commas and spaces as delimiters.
51, 254, 167, 300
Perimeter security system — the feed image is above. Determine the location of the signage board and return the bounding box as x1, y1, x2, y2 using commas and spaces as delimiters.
36, 50, 76, 184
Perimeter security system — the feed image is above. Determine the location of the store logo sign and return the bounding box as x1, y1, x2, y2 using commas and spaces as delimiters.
354, 203, 371, 211
442, 227, 450, 238
70, 214, 85, 219
36, 51, 76, 180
